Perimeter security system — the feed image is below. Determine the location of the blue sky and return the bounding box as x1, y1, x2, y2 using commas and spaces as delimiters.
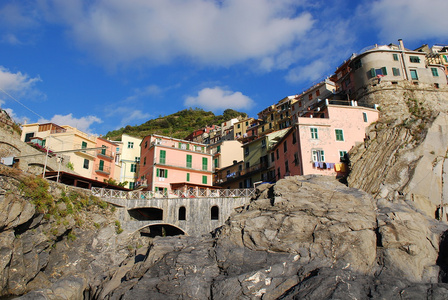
0, 0, 447, 135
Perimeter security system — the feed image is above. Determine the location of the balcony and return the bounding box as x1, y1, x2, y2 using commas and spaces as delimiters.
97, 148, 114, 160
95, 164, 111, 175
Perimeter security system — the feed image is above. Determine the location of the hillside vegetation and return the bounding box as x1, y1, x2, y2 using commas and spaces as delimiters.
105, 108, 247, 141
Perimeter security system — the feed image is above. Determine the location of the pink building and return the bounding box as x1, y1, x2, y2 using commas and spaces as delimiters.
139, 134, 214, 196
92, 137, 119, 183
271, 103, 378, 179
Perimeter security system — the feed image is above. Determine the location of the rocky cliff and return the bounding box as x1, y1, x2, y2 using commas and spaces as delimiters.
349, 82, 448, 221
3, 166, 448, 299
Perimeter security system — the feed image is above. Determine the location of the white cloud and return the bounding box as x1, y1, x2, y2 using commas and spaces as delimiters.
38, 113, 102, 134
0, 66, 42, 100
365, 0, 448, 41
38, 0, 314, 67
184, 87, 254, 111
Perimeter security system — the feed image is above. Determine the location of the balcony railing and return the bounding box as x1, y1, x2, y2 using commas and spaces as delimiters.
97, 149, 114, 160
95, 164, 111, 175
91, 187, 256, 199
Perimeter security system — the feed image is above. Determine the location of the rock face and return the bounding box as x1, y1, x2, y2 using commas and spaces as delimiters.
349, 83, 448, 221
0, 166, 145, 299
96, 176, 448, 299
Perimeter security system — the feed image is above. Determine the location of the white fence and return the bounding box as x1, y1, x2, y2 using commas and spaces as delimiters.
91, 187, 256, 200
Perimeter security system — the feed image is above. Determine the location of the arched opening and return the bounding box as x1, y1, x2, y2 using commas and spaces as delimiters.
139, 224, 185, 238
179, 206, 186, 220
211, 205, 219, 220
129, 207, 163, 221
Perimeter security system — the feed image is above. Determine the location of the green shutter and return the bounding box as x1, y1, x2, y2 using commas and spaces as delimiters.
381, 67, 387, 75
165, 169, 168, 178
370, 68, 376, 78
156, 168, 160, 177
187, 173, 190, 182
99, 160, 104, 171
160, 150, 166, 164
202, 175, 207, 184
186, 155, 192, 168
187, 144, 190, 150
202, 157, 208, 170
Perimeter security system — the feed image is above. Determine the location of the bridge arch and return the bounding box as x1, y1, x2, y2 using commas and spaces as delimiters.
138, 223, 186, 237
128, 207, 163, 221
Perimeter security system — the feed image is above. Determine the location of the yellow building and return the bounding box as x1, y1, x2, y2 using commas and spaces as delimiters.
21, 123, 98, 179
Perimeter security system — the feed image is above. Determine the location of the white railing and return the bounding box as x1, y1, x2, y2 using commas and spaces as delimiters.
91, 187, 256, 200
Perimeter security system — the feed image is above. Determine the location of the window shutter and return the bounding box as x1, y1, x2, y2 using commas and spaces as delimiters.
370, 68, 376, 78
381, 67, 387, 75
156, 168, 160, 177
165, 169, 168, 178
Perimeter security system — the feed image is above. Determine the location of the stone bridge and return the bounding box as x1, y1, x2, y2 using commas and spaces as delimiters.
91, 187, 256, 237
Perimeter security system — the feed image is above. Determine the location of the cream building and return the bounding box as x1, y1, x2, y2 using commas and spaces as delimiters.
21, 123, 98, 179
119, 134, 142, 189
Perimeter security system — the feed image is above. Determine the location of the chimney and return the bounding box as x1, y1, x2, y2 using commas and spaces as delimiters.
398, 39, 404, 50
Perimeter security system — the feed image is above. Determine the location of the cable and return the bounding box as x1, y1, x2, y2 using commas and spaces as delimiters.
0, 87, 45, 120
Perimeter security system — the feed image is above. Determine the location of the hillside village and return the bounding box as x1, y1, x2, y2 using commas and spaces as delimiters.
2, 39, 448, 196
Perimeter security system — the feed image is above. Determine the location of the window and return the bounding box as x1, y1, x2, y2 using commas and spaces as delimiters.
129, 182, 135, 189
277, 167, 281, 179
352, 59, 362, 70
202, 175, 207, 184
409, 56, 420, 63
217, 145, 221, 153
316, 90, 320, 96
83, 159, 89, 169
244, 147, 249, 156
283, 141, 287, 153
24, 132, 34, 142
363, 112, 368, 123
270, 114, 274, 121
237, 124, 241, 129
261, 139, 266, 148
410, 69, 418, 80
186, 154, 192, 168
310, 127, 318, 139
339, 151, 348, 161
186, 173, 190, 182
214, 158, 218, 168
276, 149, 279, 160
370, 67, 387, 78
431, 68, 439, 77
130, 164, 137, 172
157, 168, 168, 178
159, 150, 166, 164
202, 157, 208, 171
143, 157, 146, 166
135, 157, 140, 163
335, 129, 344, 141
211, 206, 219, 220
292, 132, 297, 144
101, 146, 106, 155
294, 153, 299, 165
271, 152, 275, 162
246, 121, 249, 126
392, 67, 400, 76
144, 141, 148, 148
308, 94, 312, 100
285, 161, 289, 174
179, 207, 186, 220
312, 150, 325, 162
128, 142, 134, 149
99, 160, 104, 171
393, 53, 399, 61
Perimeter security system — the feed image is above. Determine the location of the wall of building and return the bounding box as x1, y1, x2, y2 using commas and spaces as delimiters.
295, 105, 378, 176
